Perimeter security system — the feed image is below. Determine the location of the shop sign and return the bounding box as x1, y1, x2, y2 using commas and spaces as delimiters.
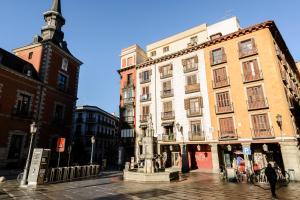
56, 138, 66, 152
243, 146, 251, 155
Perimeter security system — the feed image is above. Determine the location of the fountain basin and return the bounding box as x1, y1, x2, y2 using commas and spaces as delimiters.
123, 169, 179, 182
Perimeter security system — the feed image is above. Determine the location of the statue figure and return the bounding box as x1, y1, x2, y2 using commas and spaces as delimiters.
162, 151, 168, 169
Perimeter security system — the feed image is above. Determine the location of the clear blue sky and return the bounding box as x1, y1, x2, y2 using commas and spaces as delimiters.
1, 0, 299, 114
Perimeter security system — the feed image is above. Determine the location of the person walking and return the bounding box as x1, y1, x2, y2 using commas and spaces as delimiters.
265, 163, 278, 199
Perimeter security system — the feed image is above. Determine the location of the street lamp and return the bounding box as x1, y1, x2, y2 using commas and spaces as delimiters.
20, 122, 38, 187
176, 122, 189, 173
276, 114, 283, 141
90, 136, 96, 165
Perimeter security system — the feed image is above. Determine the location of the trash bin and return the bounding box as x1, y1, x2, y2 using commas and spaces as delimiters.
288, 169, 295, 181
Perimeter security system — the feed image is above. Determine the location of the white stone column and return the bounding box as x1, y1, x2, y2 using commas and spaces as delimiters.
280, 141, 300, 181
210, 143, 220, 173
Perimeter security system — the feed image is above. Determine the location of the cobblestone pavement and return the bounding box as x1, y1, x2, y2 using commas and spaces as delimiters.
0, 171, 300, 200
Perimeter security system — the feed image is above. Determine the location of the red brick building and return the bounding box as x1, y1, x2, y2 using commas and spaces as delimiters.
0, 0, 82, 168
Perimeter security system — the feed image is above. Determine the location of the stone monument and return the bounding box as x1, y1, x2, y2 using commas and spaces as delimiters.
123, 114, 179, 182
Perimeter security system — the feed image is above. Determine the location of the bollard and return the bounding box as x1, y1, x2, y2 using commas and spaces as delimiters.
288, 169, 295, 181
49, 168, 56, 182
56, 168, 63, 182
96, 165, 100, 175
75, 166, 81, 178
81, 166, 87, 177
63, 167, 70, 181
70, 167, 75, 180
91, 165, 95, 176
86, 165, 91, 177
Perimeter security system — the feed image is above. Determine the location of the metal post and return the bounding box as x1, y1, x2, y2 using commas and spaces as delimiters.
20, 132, 35, 187
90, 136, 95, 165
20, 122, 37, 187
57, 152, 61, 168
67, 145, 72, 167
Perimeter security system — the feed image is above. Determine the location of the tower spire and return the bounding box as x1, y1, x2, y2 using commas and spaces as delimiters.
41, 0, 65, 46
51, 0, 62, 14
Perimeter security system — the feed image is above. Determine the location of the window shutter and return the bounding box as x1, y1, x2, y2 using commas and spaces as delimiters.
159, 66, 162, 73
253, 59, 260, 74
194, 56, 198, 63
210, 50, 214, 65
198, 97, 203, 107
149, 70, 152, 76
251, 38, 257, 49
139, 72, 142, 79
184, 99, 190, 110
182, 59, 187, 67
238, 42, 243, 57
221, 47, 226, 62
170, 64, 173, 70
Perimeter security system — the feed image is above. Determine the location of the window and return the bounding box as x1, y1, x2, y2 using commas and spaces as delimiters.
247, 85, 266, 109
163, 46, 169, 53
239, 38, 257, 57
16, 94, 31, 114
190, 36, 198, 44
141, 86, 150, 101
7, 135, 23, 159
219, 117, 235, 136
160, 64, 173, 78
140, 70, 151, 83
186, 74, 197, 85
216, 91, 233, 113
251, 114, 271, 135
163, 101, 172, 112
162, 80, 171, 91
28, 52, 33, 60
127, 57, 134, 66
213, 67, 228, 88
151, 51, 156, 57
142, 106, 149, 122
61, 58, 69, 71
127, 74, 133, 85
190, 98, 201, 113
185, 97, 202, 116
242, 59, 261, 82
210, 33, 222, 40
211, 48, 226, 65
58, 73, 68, 91
182, 56, 198, 72
191, 121, 201, 133
54, 104, 64, 121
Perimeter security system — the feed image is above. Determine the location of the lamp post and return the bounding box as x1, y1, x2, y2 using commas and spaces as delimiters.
90, 136, 96, 165
276, 114, 283, 142
20, 122, 38, 187
176, 122, 189, 173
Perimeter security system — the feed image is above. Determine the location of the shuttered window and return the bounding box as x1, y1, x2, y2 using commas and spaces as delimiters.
186, 74, 197, 85
213, 67, 227, 84
216, 91, 230, 107
163, 80, 171, 91
247, 85, 264, 102
242, 59, 260, 81
163, 101, 172, 112
191, 121, 201, 133
211, 48, 226, 65
219, 117, 235, 134
142, 86, 149, 95
142, 106, 149, 116
251, 114, 270, 131
239, 38, 257, 57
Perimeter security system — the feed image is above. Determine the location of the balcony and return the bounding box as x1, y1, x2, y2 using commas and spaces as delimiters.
239, 47, 258, 58
161, 111, 175, 120
11, 108, 33, 119
189, 131, 205, 141
185, 83, 200, 94
218, 129, 238, 141
162, 134, 175, 142
251, 127, 274, 139
140, 115, 149, 123
124, 97, 134, 105
212, 77, 230, 89
186, 108, 202, 117
140, 78, 151, 84
140, 93, 151, 102
243, 71, 263, 83
161, 89, 174, 98
183, 63, 198, 73
160, 71, 173, 79
123, 116, 134, 124
247, 98, 268, 110
86, 117, 97, 123
215, 103, 234, 114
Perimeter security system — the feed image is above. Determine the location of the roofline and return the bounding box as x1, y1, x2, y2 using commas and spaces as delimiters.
76, 105, 119, 119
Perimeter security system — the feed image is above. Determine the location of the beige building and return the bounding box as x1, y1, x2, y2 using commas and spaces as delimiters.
118, 17, 300, 180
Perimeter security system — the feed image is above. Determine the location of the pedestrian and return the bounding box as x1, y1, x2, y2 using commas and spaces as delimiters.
265, 163, 278, 199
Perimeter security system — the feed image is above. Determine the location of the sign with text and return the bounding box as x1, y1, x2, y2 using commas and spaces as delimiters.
56, 138, 66, 152
243, 146, 252, 155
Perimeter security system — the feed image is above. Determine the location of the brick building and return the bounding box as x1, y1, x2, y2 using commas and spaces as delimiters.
0, 0, 82, 168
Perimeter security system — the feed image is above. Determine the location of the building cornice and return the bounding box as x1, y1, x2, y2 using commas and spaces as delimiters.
117, 20, 279, 73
